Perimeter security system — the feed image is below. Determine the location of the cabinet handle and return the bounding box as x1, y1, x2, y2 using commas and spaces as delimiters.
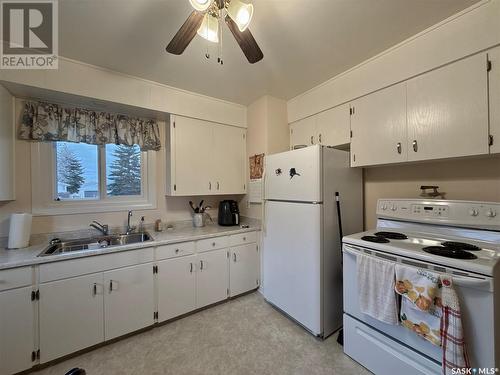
243, 236, 246, 241
412, 140, 418, 152
175, 248, 180, 254
109, 280, 118, 292
212, 242, 216, 247
200, 260, 204, 270
209, 182, 212, 190
396, 142, 402, 154
217, 182, 220, 190
93, 283, 97, 296
190, 262, 193, 273
233, 253, 237, 262
310, 135, 314, 145
319, 134, 322, 143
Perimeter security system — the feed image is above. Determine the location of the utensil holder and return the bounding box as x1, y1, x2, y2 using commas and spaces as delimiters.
193, 213, 205, 228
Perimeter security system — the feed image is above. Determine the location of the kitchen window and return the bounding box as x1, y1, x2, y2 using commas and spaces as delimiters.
32, 142, 157, 215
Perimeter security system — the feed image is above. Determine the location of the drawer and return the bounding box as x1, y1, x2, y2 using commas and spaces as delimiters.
229, 231, 257, 247
0, 267, 33, 292
40, 247, 154, 283
196, 236, 229, 253
156, 241, 195, 261
343, 314, 440, 375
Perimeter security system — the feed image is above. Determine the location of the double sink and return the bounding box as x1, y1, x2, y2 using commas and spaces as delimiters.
38, 232, 153, 257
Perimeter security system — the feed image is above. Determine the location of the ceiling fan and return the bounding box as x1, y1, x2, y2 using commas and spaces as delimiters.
166, 0, 263, 64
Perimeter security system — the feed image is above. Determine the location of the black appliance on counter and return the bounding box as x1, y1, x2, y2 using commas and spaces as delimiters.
218, 200, 240, 226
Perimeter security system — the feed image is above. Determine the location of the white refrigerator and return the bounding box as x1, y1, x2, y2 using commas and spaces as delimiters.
263, 145, 362, 337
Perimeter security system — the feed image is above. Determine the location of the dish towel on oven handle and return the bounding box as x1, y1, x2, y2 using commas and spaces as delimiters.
440, 276, 470, 375
400, 297, 441, 346
395, 264, 442, 314
356, 253, 399, 325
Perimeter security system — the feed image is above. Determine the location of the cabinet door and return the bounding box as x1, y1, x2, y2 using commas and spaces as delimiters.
39, 273, 104, 363
229, 243, 259, 297
172, 116, 213, 195
196, 249, 229, 308
0, 84, 14, 201
316, 104, 351, 147
157, 255, 196, 322
407, 53, 489, 161
213, 124, 246, 194
290, 117, 315, 149
0, 287, 35, 375
350, 83, 407, 167
103, 264, 154, 340
488, 47, 500, 154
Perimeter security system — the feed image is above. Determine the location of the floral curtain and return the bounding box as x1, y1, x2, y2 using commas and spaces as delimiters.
19, 101, 161, 151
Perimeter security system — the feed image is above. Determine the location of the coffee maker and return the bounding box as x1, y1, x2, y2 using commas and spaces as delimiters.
218, 200, 240, 226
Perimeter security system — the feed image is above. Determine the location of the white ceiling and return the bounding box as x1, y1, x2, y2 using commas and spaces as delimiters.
59, 0, 479, 105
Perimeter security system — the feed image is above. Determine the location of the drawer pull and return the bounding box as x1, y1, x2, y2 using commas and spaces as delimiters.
175, 249, 180, 254
212, 242, 216, 247
200, 260, 204, 270
242, 237, 246, 241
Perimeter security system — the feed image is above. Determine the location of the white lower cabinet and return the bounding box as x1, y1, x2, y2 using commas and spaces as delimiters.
157, 255, 196, 322
0, 286, 36, 375
229, 244, 260, 297
39, 273, 105, 363
196, 249, 230, 309
103, 263, 155, 340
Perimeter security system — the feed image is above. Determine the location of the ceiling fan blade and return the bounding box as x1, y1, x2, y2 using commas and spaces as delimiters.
166, 11, 204, 55
225, 16, 263, 64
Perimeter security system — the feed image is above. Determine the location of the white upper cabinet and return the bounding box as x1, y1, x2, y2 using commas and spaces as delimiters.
167, 115, 246, 196
213, 125, 246, 194
167, 116, 213, 195
488, 46, 500, 155
350, 83, 407, 167
290, 117, 315, 149
0, 84, 14, 201
407, 53, 489, 161
315, 104, 351, 148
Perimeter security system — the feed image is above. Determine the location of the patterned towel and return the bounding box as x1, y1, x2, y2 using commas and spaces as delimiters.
400, 298, 441, 347
440, 276, 470, 375
395, 264, 442, 314
356, 254, 399, 325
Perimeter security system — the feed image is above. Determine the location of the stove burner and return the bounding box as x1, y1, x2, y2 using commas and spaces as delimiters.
441, 241, 481, 251
361, 235, 390, 244
423, 246, 478, 260
374, 231, 408, 240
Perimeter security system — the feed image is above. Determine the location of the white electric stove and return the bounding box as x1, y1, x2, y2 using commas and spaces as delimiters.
342, 199, 500, 375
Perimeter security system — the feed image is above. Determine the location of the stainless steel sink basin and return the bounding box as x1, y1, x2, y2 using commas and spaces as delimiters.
37, 232, 153, 257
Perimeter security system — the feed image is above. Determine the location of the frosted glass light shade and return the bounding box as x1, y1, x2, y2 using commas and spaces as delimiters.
226, 0, 253, 31
197, 14, 219, 43
189, 0, 213, 12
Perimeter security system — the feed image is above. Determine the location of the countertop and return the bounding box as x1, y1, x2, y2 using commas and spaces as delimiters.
0, 219, 261, 271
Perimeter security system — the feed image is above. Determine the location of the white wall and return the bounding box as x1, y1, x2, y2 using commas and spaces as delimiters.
241, 95, 289, 220
288, 0, 500, 123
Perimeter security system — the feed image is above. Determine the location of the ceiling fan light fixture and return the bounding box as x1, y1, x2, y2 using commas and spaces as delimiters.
189, 0, 213, 12
226, 0, 253, 32
197, 13, 219, 43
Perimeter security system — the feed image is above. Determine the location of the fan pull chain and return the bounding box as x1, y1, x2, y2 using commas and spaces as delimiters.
217, 7, 223, 65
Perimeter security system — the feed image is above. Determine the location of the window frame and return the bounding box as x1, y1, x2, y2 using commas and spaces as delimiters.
31, 142, 157, 216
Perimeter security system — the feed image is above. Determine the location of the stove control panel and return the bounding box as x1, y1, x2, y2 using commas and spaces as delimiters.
377, 199, 500, 230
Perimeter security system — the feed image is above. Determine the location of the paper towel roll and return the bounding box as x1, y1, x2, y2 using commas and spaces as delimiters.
8, 213, 32, 249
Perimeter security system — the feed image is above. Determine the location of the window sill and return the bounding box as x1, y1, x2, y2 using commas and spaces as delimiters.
32, 199, 157, 216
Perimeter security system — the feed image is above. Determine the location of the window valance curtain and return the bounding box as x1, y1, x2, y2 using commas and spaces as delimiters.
19, 101, 161, 151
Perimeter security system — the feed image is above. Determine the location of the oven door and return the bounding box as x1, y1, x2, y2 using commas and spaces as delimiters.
343, 243, 496, 368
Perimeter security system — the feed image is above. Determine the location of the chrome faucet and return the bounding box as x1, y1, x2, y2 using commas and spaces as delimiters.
126, 210, 136, 235
90, 221, 109, 236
